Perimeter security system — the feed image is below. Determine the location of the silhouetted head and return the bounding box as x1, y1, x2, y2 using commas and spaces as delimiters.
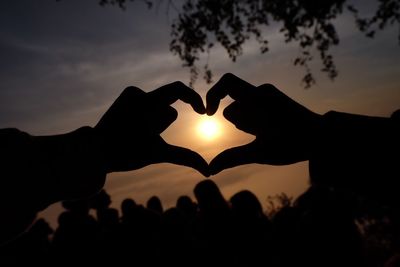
121, 198, 137, 217
29, 218, 53, 236
147, 196, 163, 214
90, 190, 112, 211
97, 208, 119, 226
61, 199, 90, 215
162, 207, 184, 228
391, 109, 400, 121
57, 211, 72, 226
230, 190, 263, 218
194, 180, 228, 213
176, 195, 197, 215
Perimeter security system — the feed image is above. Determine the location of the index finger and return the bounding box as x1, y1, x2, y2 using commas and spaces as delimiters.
209, 141, 259, 175
206, 73, 256, 115
148, 81, 206, 114
156, 141, 210, 177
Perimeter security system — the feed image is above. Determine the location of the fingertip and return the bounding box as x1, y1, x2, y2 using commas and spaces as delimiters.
206, 99, 219, 115
200, 169, 211, 178
206, 109, 216, 116
187, 92, 206, 115
195, 105, 207, 115
173, 81, 206, 114
209, 142, 258, 174
208, 157, 224, 175
197, 158, 210, 178
209, 168, 220, 176
206, 86, 221, 116
192, 156, 210, 177
162, 143, 210, 177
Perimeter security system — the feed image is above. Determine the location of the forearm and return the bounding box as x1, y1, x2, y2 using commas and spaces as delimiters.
309, 110, 400, 205
32, 126, 107, 203
0, 127, 107, 242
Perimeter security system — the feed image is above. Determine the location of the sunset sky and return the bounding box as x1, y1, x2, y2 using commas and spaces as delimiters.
1, 0, 399, 226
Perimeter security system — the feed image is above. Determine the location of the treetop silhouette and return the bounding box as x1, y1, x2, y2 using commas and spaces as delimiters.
98, 0, 400, 87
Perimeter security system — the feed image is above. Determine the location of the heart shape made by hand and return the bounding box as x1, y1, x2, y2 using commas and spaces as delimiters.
97, 73, 321, 177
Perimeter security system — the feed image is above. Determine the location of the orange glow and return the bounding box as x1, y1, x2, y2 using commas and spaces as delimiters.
196, 116, 221, 140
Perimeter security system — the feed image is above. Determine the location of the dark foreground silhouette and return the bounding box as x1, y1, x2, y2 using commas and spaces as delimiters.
0, 74, 399, 264
0, 82, 209, 242
2, 182, 400, 266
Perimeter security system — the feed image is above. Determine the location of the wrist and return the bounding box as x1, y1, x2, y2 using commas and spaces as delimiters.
33, 127, 107, 203
301, 110, 324, 161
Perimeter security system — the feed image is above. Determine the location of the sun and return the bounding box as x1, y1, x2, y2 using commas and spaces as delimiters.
197, 117, 221, 140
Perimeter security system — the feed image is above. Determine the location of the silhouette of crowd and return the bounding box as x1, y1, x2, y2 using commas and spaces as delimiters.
2, 179, 400, 267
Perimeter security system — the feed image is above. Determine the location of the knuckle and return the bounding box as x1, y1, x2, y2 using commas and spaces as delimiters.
171, 81, 186, 88
167, 107, 178, 120
258, 83, 275, 90
122, 86, 143, 97
223, 106, 235, 120
221, 73, 236, 81
222, 108, 231, 118
257, 83, 279, 97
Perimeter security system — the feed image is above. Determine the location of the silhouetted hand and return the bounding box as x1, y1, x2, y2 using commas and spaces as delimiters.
207, 73, 322, 175
95, 82, 209, 177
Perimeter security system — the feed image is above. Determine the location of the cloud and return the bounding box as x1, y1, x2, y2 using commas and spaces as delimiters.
0, 0, 188, 133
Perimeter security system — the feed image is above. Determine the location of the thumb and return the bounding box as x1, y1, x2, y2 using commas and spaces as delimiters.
209, 141, 259, 175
